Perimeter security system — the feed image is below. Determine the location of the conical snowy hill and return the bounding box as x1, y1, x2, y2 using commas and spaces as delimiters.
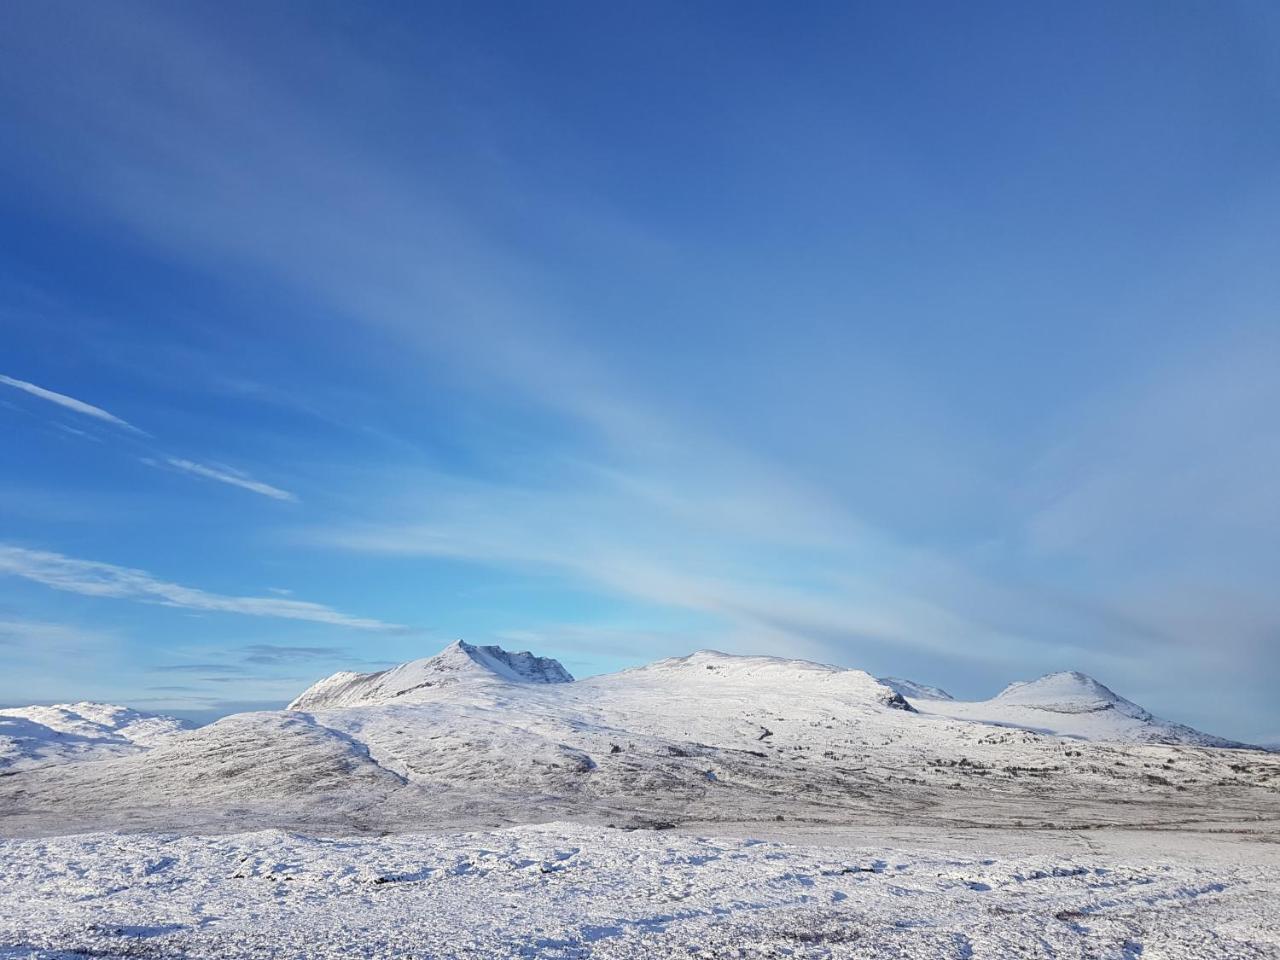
991, 671, 1147, 716
903, 670, 1246, 748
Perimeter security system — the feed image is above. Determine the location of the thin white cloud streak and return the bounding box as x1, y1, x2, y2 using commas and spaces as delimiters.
161, 458, 298, 502
0, 374, 145, 435
0, 545, 399, 631
3, 379, 299, 503
53, 423, 102, 442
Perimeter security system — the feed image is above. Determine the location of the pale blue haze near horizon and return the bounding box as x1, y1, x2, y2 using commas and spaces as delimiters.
1, 1, 1278, 742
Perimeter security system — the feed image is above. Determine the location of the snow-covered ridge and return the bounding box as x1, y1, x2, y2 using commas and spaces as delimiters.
0, 702, 193, 771
606, 649, 915, 710
879, 676, 954, 702
288, 640, 573, 710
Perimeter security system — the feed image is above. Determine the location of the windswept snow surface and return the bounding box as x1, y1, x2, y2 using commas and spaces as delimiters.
907, 671, 1249, 747
2, 824, 1278, 959
0, 702, 191, 771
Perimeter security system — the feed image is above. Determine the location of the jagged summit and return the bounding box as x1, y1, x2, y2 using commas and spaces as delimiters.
879, 677, 954, 702
288, 640, 573, 710
444, 640, 574, 684
992, 671, 1143, 716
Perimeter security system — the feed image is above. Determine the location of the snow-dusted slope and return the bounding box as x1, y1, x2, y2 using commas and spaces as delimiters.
909, 671, 1246, 747
289, 640, 573, 710
879, 676, 954, 702
0, 702, 193, 771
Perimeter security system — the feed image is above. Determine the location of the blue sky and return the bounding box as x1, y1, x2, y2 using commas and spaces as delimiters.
1, 2, 1278, 740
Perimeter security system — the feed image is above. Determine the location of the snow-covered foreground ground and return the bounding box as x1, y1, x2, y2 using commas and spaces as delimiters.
3, 824, 1278, 959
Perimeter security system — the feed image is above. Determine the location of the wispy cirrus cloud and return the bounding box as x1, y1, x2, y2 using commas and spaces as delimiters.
3, 374, 298, 503
0, 545, 400, 631
151, 458, 298, 502
241, 644, 350, 665
52, 423, 101, 442
0, 374, 145, 435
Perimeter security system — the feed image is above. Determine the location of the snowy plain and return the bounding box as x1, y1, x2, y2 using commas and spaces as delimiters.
4, 825, 1279, 959
2, 642, 1278, 958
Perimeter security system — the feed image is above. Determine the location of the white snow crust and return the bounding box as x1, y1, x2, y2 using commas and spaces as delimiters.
2, 824, 1278, 959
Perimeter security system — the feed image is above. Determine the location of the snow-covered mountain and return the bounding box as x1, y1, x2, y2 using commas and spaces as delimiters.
289, 640, 573, 709
994, 671, 1149, 713
1, 644, 1274, 838
599, 649, 915, 711
0, 702, 193, 771
899, 670, 1247, 748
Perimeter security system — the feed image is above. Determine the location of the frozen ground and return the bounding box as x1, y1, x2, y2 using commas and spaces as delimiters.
2, 823, 1278, 959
